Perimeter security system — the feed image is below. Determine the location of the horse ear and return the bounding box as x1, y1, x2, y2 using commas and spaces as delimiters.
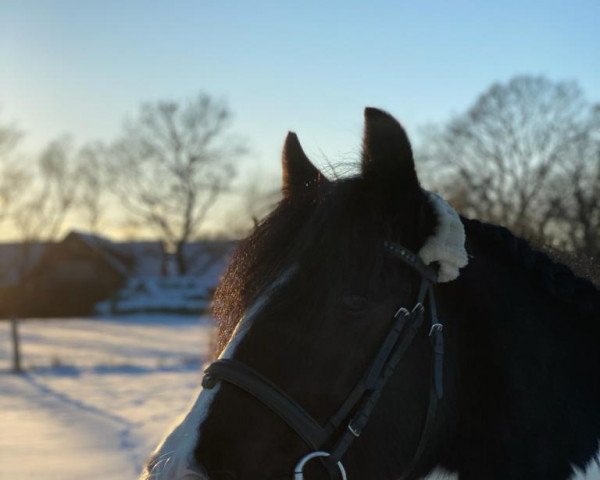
361, 107, 420, 190
282, 132, 324, 198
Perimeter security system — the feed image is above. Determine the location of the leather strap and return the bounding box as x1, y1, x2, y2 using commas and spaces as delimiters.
203, 359, 329, 450
328, 301, 427, 463
201, 241, 445, 479
385, 241, 438, 284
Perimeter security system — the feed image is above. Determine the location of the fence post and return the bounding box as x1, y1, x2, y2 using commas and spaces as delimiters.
11, 317, 22, 373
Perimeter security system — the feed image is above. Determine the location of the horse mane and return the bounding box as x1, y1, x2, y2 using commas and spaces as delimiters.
464, 217, 599, 322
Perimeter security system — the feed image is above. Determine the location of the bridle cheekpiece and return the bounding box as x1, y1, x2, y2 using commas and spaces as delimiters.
202, 241, 444, 479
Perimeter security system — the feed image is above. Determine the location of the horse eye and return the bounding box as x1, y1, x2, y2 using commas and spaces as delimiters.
342, 295, 370, 316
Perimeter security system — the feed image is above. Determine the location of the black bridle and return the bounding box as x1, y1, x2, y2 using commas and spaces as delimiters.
202, 241, 444, 479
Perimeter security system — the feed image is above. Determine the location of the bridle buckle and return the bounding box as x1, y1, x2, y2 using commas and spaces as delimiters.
347, 421, 361, 438
428, 323, 443, 337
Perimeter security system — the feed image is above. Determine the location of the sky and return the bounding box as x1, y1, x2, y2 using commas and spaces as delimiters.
1, 0, 599, 238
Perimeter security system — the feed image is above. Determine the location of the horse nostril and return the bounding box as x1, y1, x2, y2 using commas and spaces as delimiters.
210, 470, 238, 480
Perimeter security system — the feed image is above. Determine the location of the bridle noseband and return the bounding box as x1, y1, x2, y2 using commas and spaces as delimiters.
202, 242, 444, 479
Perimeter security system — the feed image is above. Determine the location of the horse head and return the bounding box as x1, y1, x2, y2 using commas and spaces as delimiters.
143, 108, 468, 480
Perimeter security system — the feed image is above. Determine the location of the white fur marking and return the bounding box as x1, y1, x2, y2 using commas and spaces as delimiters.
418, 191, 469, 283
141, 268, 296, 480
143, 386, 219, 479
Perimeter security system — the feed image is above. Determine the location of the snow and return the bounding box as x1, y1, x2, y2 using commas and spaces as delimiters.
0, 316, 598, 480
95, 277, 214, 315
1, 374, 135, 479
93, 242, 234, 315
0, 315, 213, 480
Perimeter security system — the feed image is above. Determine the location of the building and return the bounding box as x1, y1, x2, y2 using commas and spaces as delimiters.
0, 231, 234, 318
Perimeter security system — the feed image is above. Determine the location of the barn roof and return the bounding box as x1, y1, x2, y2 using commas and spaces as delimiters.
0, 232, 234, 287
67, 231, 132, 277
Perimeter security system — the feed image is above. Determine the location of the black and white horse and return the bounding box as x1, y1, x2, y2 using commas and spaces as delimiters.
143, 108, 599, 479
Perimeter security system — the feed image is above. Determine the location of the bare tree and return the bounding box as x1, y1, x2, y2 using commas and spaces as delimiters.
546, 120, 600, 257
1, 135, 81, 371
243, 180, 280, 228
0, 114, 28, 372
9, 136, 82, 279
76, 142, 109, 233
0, 114, 27, 223
106, 93, 245, 274
418, 76, 599, 245
222, 172, 281, 238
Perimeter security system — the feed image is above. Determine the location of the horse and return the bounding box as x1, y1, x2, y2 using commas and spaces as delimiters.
142, 108, 599, 480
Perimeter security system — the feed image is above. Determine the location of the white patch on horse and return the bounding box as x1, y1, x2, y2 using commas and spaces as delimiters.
141, 267, 296, 480
418, 191, 469, 283
142, 386, 219, 480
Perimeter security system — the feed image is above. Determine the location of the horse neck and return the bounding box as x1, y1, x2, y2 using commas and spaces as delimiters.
437, 222, 600, 475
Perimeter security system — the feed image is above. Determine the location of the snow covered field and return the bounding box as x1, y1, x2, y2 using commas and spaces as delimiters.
0, 315, 213, 480
0, 316, 597, 480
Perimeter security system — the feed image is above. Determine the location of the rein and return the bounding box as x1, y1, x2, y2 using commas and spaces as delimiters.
202, 241, 444, 479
